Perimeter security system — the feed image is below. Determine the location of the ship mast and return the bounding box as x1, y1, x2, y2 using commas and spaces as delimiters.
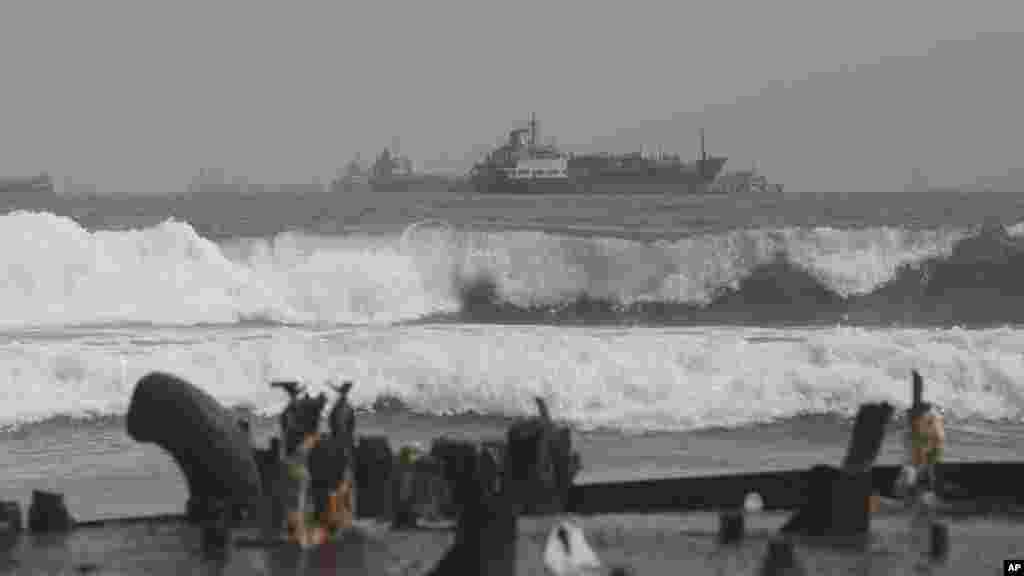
529, 113, 538, 149
699, 128, 707, 179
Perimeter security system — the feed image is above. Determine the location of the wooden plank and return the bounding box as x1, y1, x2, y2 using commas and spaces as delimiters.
567, 469, 808, 515
41, 460, 1024, 533
566, 461, 1024, 516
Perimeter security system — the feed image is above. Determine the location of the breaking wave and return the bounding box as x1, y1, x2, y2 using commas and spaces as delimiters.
1, 324, 1022, 430
2, 210, 1024, 328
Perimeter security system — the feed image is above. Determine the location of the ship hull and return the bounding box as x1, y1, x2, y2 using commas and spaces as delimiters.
472, 181, 727, 195
471, 174, 576, 195
472, 156, 729, 195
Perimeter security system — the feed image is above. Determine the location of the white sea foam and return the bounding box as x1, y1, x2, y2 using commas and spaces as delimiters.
1, 325, 1021, 431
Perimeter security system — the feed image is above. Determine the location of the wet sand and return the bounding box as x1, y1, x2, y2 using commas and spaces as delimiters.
2, 510, 1021, 575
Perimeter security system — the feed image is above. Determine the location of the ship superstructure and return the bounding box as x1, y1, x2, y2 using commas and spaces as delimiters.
470, 114, 574, 194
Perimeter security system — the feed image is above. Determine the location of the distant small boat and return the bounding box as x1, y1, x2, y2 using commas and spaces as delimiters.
0, 172, 54, 195
367, 148, 450, 192
711, 164, 784, 194
331, 150, 452, 193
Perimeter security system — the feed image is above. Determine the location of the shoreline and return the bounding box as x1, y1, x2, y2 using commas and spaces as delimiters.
3, 510, 1020, 575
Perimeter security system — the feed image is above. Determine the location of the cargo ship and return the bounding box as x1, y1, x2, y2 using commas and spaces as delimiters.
367, 148, 454, 192
469, 115, 729, 195
330, 156, 370, 193
332, 149, 453, 193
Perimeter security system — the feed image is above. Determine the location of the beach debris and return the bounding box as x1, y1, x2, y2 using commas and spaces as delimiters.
326, 477, 355, 533
236, 417, 251, 442
354, 435, 394, 519
126, 372, 261, 529
929, 520, 949, 562
758, 537, 805, 576
479, 439, 507, 497
744, 491, 764, 513
0, 501, 22, 554
779, 401, 894, 538
384, 441, 450, 528
310, 380, 358, 534
716, 491, 764, 548
309, 433, 356, 533
427, 446, 518, 576
543, 519, 604, 576
27, 490, 74, 533
504, 397, 580, 515
0, 501, 22, 536
270, 380, 305, 402
392, 442, 426, 529
717, 509, 745, 545
900, 371, 949, 567
430, 437, 479, 519
327, 380, 356, 441
283, 431, 320, 548
266, 379, 337, 544
253, 437, 286, 536
413, 451, 448, 523
199, 498, 231, 561
896, 371, 945, 498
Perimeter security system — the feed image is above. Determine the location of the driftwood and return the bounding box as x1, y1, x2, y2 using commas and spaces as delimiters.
101, 368, 1019, 564
503, 398, 580, 515
567, 461, 1024, 516
779, 402, 894, 537
759, 538, 804, 576
479, 439, 507, 497
0, 501, 22, 536
27, 491, 74, 533
426, 447, 518, 576
392, 448, 419, 529
354, 435, 394, 519
309, 382, 357, 530
327, 381, 356, 441
430, 437, 480, 519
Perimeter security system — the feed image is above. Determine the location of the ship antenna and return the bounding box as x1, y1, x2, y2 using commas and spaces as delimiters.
530, 112, 538, 149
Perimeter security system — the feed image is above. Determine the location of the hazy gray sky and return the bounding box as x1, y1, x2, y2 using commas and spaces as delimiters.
1, 0, 1022, 193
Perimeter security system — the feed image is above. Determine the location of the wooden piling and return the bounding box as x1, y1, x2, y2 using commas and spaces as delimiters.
28, 490, 74, 533
354, 435, 394, 519
779, 402, 893, 538
426, 447, 518, 576
0, 501, 22, 536
503, 398, 579, 515
430, 437, 478, 519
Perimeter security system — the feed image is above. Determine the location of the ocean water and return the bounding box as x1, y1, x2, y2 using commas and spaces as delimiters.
2, 189, 1024, 523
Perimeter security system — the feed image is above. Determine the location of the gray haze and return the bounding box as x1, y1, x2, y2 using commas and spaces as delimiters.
1, 0, 1022, 194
